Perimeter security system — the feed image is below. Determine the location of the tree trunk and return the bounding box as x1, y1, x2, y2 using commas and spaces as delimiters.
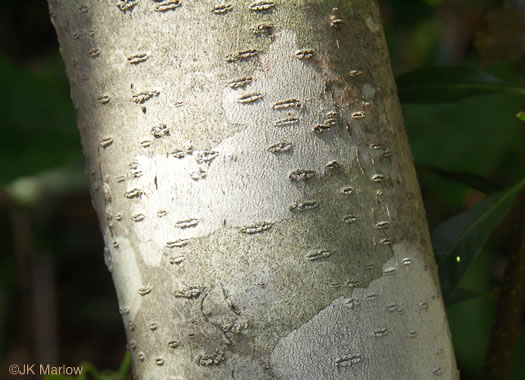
48, 1, 458, 379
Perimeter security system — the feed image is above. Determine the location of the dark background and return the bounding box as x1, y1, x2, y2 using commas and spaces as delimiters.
0, 0, 524, 378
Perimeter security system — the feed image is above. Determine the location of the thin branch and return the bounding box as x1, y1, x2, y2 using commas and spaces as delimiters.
482, 189, 525, 380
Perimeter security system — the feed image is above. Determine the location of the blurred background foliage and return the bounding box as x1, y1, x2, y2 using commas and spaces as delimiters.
0, 0, 524, 379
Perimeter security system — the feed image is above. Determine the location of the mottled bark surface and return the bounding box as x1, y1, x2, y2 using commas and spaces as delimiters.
48, 1, 458, 379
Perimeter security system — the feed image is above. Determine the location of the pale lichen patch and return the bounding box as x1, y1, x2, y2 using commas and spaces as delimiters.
109, 236, 143, 321
361, 83, 376, 100
365, 16, 381, 33
270, 242, 456, 379
122, 30, 366, 266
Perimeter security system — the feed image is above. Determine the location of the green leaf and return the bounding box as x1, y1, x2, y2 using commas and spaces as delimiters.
94, 352, 131, 380
116, 352, 131, 377
517, 111, 525, 122
432, 178, 525, 297
41, 354, 130, 380
396, 66, 525, 103
0, 55, 81, 185
418, 165, 502, 194
444, 287, 492, 306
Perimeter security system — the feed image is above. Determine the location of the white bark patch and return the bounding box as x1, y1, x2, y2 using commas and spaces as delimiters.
127, 30, 357, 266
365, 16, 380, 33
109, 236, 143, 321
270, 241, 456, 380
361, 83, 376, 100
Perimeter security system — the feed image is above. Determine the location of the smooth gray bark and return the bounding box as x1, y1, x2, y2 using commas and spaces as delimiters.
49, 1, 458, 379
